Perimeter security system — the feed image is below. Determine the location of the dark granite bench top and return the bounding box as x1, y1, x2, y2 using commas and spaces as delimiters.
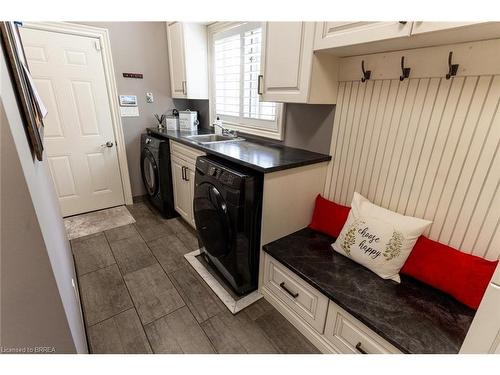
263, 227, 475, 354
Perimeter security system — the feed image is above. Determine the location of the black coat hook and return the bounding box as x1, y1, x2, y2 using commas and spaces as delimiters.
446, 51, 459, 79
361, 60, 371, 83
400, 56, 411, 81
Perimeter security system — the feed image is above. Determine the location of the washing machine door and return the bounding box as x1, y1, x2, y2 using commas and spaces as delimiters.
194, 182, 233, 258
141, 148, 159, 197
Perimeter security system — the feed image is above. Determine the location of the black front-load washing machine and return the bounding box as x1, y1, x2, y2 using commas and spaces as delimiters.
140, 133, 177, 218
193, 156, 263, 295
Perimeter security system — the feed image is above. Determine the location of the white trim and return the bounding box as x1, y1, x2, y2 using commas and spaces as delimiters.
207, 22, 285, 141
21, 22, 133, 205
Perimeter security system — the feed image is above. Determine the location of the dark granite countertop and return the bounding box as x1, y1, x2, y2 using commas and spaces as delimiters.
263, 228, 475, 354
147, 127, 331, 173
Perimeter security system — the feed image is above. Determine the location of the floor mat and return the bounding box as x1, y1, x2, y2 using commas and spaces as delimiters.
64, 206, 135, 240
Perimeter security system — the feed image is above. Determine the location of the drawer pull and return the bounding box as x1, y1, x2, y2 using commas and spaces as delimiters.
355, 342, 368, 354
279, 282, 299, 298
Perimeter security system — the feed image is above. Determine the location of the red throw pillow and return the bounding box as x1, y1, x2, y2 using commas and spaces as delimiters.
309, 194, 350, 238
401, 236, 498, 309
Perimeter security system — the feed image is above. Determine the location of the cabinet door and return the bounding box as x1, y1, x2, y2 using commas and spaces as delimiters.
171, 156, 191, 221
411, 22, 480, 35
323, 301, 400, 354
166, 22, 187, 98
185, 165, 197, 228
260, 22, 315, 103
314, 22, 412, 50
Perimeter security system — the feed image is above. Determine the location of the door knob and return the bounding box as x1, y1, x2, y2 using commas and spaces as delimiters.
101, 141, 114, 148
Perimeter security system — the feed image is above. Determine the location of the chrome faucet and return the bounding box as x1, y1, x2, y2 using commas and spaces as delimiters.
212, 120, 238, 138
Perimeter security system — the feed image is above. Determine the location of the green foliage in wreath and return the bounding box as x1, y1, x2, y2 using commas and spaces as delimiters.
384, 231, 404, 261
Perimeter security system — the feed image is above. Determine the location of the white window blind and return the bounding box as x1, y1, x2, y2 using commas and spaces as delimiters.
212, 23, 283, 138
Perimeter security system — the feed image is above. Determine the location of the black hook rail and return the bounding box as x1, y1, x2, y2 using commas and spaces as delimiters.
446, 51, 459, 79
400, 56, 411, 81
361, 60, 371, 82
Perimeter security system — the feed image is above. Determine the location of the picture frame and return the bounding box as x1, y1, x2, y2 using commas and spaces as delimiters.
0, 21, 44, 161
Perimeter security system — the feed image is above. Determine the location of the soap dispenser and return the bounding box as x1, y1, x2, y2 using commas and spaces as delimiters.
213, 116, 223, 135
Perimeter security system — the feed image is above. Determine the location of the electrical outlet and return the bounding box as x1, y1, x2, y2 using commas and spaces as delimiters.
146, 92, 154, 103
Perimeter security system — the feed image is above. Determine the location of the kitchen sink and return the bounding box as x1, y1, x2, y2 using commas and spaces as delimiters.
184, 134, 245, 144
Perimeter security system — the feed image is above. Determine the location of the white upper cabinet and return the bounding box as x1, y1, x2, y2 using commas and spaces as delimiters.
259, 22, 338, 104
166, 22, 209, 99
411, 22, 483, 34
313, 22, 500, 55
167, 22, 187, 98
314, 22, 412, 51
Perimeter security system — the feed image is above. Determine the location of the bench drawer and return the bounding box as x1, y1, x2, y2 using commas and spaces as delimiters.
324, 301, 401, 354
263, 253, 328, 333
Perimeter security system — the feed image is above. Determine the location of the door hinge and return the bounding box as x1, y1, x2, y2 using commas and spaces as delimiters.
94, 40, 102, 51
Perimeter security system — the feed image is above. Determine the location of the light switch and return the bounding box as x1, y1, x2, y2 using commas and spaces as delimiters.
146, 92, 154, 103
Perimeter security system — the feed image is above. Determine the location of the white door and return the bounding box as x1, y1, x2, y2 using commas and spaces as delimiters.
166, 22, 187, 98
260, 22, 314, 103
20, 27, 125, 217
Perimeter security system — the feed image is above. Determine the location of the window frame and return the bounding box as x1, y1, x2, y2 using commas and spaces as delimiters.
208, 22, 286, 141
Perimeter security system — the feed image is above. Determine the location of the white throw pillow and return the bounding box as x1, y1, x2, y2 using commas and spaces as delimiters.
331, 192, 432, 282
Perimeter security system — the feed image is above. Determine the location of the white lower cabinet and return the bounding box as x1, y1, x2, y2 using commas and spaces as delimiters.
170, 140, 205, 228
323, 302, 401, 354
262, 253, 329, 333
171, 155, 192, 223
261, 253, 401, 353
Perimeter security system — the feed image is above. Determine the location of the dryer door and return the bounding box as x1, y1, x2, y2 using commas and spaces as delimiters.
141, 148, 159, 197
194, 182, 233, 258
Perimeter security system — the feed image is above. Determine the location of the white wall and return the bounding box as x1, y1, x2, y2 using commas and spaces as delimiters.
1, 43, 87, 353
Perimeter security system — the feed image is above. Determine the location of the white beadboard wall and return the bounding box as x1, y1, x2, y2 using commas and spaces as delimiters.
324, 41, 500, 260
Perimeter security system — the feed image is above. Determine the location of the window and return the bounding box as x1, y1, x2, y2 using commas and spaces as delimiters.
209, 22, 284, 140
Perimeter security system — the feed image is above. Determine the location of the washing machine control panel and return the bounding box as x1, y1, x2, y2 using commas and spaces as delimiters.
208, 166, 218, 176
208, 166, 236, 186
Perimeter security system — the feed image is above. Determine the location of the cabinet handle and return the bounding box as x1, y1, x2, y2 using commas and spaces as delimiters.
355, 342, 368, 354
181, 166, 186, 180
184, 166, 190, 181
398, 21, 407, 25
257, 74, 263, 95
182, 80, 187, 95
279, 282, 298, 298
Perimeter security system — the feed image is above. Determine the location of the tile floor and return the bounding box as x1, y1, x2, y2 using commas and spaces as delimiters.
71, 199, 319, 354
